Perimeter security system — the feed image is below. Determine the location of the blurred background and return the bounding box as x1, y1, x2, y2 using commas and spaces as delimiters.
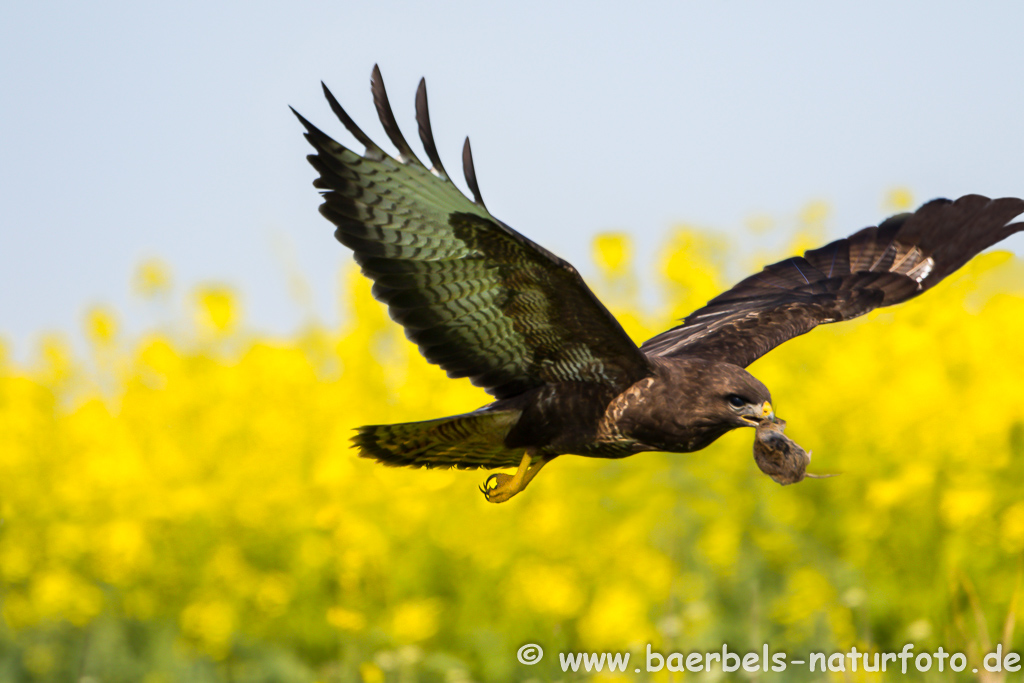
2, 0, 1023, 356
2, 1, 1024, 681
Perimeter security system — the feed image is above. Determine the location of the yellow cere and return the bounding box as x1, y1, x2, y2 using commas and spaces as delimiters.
1, 211, 1023, 680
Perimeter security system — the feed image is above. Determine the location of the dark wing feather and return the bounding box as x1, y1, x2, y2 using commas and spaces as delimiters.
415, 78, 449, 180
461, 137, 486, 208
369, 65, 423, 167
294, 68, 650, 399
643, 195, 1024, 367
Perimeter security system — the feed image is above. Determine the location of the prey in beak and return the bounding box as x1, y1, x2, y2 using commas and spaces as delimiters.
753, 417, 836, 485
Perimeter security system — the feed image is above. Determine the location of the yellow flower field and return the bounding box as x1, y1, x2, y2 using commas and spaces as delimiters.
1, 207, 1023, 681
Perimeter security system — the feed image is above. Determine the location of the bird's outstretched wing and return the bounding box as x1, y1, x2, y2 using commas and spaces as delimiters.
294, 66, 649, 399
643, 195, 1024, 367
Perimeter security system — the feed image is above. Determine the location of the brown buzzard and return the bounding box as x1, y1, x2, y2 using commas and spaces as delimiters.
293, 66, 1024, 503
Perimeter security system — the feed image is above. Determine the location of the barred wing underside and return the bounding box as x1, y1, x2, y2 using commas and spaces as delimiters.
294, 66, 649, 399
643, 195, 1024, 367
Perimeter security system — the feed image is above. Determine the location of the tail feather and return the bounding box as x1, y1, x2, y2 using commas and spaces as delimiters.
353, 410, 525, 470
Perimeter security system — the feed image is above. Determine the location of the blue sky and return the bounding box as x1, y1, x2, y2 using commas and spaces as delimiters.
2, 1, 1022, 356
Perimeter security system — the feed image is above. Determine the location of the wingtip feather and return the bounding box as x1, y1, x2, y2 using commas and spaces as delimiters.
462, 137, 486, 208
289, 105, 313, 130
415, 77, 449, 179
321, 80, 383, 158
370, 65, 424, 167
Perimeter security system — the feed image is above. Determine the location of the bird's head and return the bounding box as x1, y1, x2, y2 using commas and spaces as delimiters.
616, 357, 774, 453
704, 361, 774, 429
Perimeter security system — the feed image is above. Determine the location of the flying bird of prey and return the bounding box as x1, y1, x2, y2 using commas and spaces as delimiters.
293, 66, 1024, 503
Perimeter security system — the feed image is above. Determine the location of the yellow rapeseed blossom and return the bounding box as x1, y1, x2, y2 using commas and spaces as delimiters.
390, 599, 442, 643
884, 187, 915, 212
593, 233, 632, 276
359, 662, 385, 683
193, 284, 239, 334
508, 560, 584, 618
1000, 502, 1024, 552
0, 209, 1022, 679
327, 607, 367, 632
794, 199, 829, 248
658, 227, 728, 318
578, 584, 654, 650
85, 305, 118, 346
181, 599, 236, 659
133, 258, 172, 298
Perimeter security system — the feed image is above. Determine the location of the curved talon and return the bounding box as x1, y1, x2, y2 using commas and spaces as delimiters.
479, 473, 503, 500
481, 473, 513, 502
479, 453, 547, 503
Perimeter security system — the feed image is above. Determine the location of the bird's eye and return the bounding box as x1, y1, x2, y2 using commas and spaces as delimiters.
727, 395, 746, 409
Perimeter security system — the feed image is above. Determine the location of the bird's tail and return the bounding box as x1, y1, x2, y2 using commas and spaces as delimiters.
353, 410, 525, 470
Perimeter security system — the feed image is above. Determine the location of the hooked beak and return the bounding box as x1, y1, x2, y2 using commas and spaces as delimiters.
742, 401, 774, 426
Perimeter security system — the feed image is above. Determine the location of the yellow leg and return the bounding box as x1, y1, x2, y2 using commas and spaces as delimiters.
480, 451, 547, 503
